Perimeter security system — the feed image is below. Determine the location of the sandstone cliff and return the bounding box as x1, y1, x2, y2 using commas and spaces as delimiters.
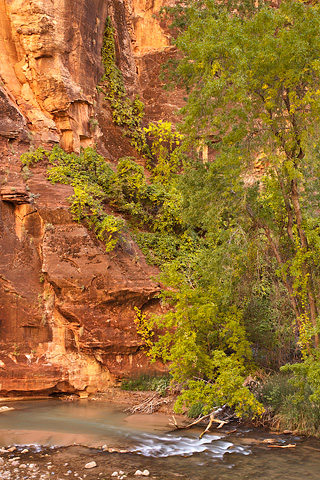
0, 0, 180, 396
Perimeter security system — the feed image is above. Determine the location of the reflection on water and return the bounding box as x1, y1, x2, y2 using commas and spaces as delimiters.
1, 400, 320, 479
0, 400, 130, 448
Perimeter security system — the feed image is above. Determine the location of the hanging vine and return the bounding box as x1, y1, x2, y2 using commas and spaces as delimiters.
99, 17, 149, 156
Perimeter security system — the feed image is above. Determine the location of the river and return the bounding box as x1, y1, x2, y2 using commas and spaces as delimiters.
1, 399, 320, 479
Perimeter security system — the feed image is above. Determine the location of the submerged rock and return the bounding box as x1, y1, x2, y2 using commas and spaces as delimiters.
134, 470, 150, 476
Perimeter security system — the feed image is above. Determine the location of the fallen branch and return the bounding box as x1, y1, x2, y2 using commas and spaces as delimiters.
169, 411, 215, 430
199, 414, 215, 439
267, 444, 296, 449
199, 414, 229, 438
169, 405, 231, 438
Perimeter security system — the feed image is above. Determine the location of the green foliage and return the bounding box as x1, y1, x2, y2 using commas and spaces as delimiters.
139, 251, 264, 416
277, 397, 320, 437
21, 146, 187, 257
108, 157, 185, 243
174, 365, 264, 418
258, 373, 297, 411
242, 253, 297, 369
130, 0, 320, 422
144, 121, 184, 183
100, 17, 149, 155
121, 372, 170, 396
187, 402, 204, 419
21, 148, 47, 166
133, 307, 154, 350
258, 372, 320, 437
135, 230, 197, 267
163, 0, 320, 355
281, 353, 320, 406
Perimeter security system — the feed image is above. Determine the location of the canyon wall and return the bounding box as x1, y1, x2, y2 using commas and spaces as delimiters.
0, 0, 181, 396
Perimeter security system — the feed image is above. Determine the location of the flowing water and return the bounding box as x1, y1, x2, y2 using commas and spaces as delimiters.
1, 399, 320, 479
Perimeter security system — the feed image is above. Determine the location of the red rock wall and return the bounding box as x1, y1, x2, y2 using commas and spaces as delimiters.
0, 0, 180, 396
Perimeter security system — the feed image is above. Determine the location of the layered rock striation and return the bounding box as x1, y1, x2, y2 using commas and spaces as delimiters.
0, 0, 180, 396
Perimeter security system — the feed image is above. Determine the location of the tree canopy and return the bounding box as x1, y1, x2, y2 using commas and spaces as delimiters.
144, 0, 320, 416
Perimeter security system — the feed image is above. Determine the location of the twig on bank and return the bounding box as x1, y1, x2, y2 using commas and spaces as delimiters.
267, 444, 296, 449
125, 393, 170, 414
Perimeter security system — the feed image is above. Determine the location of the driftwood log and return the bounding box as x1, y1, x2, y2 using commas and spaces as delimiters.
169, 405, 234, 439
125, 395, 234, 439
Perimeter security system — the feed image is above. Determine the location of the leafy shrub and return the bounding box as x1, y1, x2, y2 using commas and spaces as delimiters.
100, 17, 149, 155
257, 371, 320, 436
144, 120, 183, 184
257, 373, 296, 411
276, 395, 320, 437
21, 146, 124, 251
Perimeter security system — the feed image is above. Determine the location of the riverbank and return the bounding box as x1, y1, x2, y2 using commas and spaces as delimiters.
0, 424, 317, 480
0, 443, 185, 480
92, 389, 177, 414
1, 392, 320, 480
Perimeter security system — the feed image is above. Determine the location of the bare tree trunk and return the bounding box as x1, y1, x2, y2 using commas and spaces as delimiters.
291, 178, 319, 347
245, 204, 302, 328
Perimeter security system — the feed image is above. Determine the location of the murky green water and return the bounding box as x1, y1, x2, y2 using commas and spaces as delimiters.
1, 400, 320, 479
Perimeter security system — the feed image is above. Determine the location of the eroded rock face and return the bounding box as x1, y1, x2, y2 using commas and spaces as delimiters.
0, 164, 164, 396
0, 0, 180, 396
0, 0, 180, 153
0, 87, 26, 139
0, 0, 109, 151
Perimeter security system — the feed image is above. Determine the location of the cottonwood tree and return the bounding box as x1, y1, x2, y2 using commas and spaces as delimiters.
147, 0, 320, 415
176, 0, 320, 349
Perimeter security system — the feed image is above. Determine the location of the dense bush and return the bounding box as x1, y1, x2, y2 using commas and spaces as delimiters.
257, 373, 320, 437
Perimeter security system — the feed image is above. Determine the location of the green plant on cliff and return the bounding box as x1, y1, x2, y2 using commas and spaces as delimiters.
21, 146, 124, 251
20, 146, 190, 257
100, 17, 149, 155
